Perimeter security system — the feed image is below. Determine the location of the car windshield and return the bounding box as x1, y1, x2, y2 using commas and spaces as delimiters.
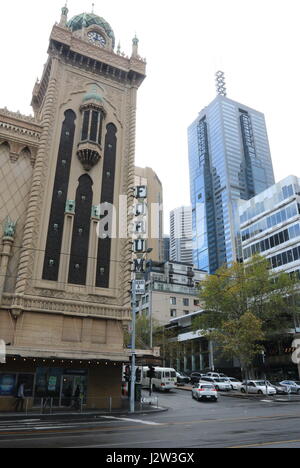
255, 381, 268, 386
219, 378, 228, 382
230, 378, 238, 382
295, 382, 300, 386
200, 385, 214, 389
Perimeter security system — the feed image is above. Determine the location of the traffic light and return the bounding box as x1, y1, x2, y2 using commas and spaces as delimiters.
135, 367, 141, 383
124, 365, 131, 382
147, 366, 155, 379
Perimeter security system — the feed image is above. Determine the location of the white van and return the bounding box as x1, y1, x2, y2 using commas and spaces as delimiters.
141, 366, 177, 392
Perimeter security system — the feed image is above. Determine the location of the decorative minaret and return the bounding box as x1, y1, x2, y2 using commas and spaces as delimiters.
59, 2, 69, 27
215, 70, 227, 97
0, 218, 16, 305
132, 34, 139, 58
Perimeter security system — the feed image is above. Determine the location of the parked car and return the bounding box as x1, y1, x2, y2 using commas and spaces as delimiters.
222, 377, 242, 391
206, 372, 227, 378
176, 371, 191, 385
190, 372, 208, 385
201, 376, 231, 392
240, 380, 276, 395
192, 383, 218, 402
268, 381, 289, 395
279, 381, 300, 394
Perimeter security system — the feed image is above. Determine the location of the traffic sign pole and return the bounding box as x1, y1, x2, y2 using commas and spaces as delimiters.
130, 280, 137, 413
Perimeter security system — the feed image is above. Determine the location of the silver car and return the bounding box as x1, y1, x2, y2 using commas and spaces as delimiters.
201, 377, 231, 392
279, 381, 300, 394
240, 380, 276, 395
192, 383, 218, 402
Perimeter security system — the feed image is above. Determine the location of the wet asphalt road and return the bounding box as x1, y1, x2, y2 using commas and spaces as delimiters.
1, 388, 300, 449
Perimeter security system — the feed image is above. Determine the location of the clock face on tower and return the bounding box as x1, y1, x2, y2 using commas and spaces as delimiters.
87, 31, 106, 47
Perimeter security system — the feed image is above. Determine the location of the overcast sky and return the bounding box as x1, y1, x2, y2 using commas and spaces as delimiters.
0, 0, 299, 233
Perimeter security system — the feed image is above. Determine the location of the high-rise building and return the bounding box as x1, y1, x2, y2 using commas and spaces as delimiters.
238, 175, 300, 277
188, 73, 275, 273
170, 206, 193, 264
0, 6, 146, 410
135, 166, 164, 262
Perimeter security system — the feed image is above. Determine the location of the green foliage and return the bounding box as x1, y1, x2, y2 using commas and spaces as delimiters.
193, 255, 300, 367
209, 312, 265, 367
124, 314, 160, 349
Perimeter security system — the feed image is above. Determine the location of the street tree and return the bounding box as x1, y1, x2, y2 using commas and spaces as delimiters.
193, 255, 300, 377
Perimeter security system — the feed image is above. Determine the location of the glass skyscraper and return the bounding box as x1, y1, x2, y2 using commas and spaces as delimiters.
188, 94, 275, 273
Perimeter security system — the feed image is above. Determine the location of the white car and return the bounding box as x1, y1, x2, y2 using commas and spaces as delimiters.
222, 377, 242, 391
201, 377, 231, 392
240, 380, 276, 395
206, 372, 227, 378
192, 383, 218, 402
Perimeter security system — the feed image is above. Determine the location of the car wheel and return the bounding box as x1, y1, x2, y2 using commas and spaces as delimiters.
258, 390, 263, 395
241, 388, 246, 393
214, 398, 218, 402
297, 389, 300, 395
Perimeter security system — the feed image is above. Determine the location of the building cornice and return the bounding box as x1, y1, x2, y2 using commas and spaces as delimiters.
1, 293, 131, 322
49, 24, 146, 84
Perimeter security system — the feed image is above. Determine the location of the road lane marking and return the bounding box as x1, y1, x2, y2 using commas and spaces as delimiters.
102, 416, 163, 426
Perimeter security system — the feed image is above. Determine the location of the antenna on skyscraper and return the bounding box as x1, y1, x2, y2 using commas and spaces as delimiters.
215, 71, 227, 97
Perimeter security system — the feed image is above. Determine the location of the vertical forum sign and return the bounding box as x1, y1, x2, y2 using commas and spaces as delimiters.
0, 340, 6, 364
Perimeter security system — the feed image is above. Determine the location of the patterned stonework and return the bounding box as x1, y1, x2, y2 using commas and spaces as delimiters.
0, 15, 145, 361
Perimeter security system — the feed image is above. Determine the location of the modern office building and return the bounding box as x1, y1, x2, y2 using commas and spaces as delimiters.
135, 261, 207, 327
0, 6, 146, 410
135, 167, 164, 262
170, 206, 193, 264
188, 73, 275, 273
238, 175, 300, 277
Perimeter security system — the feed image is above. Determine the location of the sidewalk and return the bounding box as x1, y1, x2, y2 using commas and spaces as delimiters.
0, 398, 168, 421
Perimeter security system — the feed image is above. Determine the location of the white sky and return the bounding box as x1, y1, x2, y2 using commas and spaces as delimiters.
0, 0, 299, 234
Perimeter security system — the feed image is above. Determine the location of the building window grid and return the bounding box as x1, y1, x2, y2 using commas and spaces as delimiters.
243, 223, 300, 260
241, 203, 299, 242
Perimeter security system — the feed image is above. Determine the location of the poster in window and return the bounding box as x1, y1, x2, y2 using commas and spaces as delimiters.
0, 374, 16, 396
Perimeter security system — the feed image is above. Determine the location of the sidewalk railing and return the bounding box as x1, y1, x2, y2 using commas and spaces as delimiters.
0, 395, 160, 415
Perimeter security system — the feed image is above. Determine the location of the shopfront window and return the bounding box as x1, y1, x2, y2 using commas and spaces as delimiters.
17, 374, 34, 397
0, 374, 16, 396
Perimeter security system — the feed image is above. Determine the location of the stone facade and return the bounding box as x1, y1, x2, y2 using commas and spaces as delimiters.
0, 7, 146, 410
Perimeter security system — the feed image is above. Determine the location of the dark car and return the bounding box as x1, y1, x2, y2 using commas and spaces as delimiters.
176, 371, 191, 385
190, 372, 207, 385
268, 381, 289, 395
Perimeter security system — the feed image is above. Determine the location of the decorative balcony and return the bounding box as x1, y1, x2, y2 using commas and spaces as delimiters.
77, 141, 102, 171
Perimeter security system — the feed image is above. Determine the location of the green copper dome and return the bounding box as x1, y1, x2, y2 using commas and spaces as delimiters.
67, 13, 115, 48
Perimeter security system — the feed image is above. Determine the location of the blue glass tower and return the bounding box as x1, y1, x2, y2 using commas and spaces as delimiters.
188, 77, 275, 273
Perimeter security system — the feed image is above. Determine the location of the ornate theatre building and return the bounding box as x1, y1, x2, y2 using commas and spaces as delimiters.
0, 6, 146, 410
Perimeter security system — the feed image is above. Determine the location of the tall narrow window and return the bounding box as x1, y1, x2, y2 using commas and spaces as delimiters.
68, 174, 93, 285
81, 110, 90, 141
43, 110, 76, 281
96, 123, 117, 288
